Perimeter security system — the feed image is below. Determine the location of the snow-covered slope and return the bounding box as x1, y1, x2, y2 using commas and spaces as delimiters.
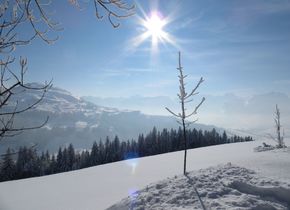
0, 84, 218, 153
108, 164, 290, 210
0, 139, 289, 210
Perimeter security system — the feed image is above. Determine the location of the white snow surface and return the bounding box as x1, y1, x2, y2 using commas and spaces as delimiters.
108, 164, 290, 210
0, 140, 290, 210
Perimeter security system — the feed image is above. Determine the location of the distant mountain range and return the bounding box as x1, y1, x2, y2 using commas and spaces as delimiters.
0, 84, 219, 153
81, 95, 178, 116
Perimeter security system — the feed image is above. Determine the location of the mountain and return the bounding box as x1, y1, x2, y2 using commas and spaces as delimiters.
0, 84, 218, 153
0, 139, 289, 210
81, 95, 178, 116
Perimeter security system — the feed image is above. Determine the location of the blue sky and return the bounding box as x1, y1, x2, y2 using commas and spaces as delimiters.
11, 0, 290, 130
14, 0, 290, 97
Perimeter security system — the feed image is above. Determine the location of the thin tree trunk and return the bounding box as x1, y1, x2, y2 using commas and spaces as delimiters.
180, 81, 187, 175
165, 51, 205, 176
182, 118, 187, 175
276, 105, 282, 147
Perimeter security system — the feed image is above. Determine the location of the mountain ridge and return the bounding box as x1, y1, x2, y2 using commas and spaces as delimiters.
0, 84, 220, 153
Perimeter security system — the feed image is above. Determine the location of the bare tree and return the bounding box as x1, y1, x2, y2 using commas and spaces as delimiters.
166, 51, 205, 175
69, 0, 135, 28
0, 57, 52, 139
0, 0, 60, 54
0, 0, 58, 140
92, 0, 135, 28
0, 0, 134, 140
1, 0, 134, 53
274, 104, 285, 148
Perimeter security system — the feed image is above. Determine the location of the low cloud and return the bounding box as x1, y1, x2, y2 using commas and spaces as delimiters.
200, 92, 290, 131
83, 92, 290, 133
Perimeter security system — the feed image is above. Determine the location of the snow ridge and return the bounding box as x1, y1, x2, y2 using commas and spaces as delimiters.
108, 163, 290, 210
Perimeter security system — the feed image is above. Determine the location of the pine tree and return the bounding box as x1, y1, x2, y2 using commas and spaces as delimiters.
0, 148, 16, 181
56, 147, 63, 172
62, 148, 69, 171
112, 136, 121, 161
90, 141, 99, 166
137, 134, 145, 157
105, 137, 112, 162
222, 131, 228, 144
67, 144, 75, 170
49, 155, 57, 174
39, 152, 47, 176
79, 151, 90, 168
98, 140, 105, 164
25, 147, 39, 177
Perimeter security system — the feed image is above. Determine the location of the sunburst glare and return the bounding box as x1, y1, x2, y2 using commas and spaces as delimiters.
144, 12, 166, 45
131, 10, 177, 53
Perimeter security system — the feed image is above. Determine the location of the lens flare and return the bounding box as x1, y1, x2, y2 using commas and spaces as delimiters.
124, 152, 139, 175
128, 189, 138, 199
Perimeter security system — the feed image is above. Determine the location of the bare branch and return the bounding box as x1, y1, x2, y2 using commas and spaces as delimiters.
185, 119, 198, 128
0, 90, 47, 116
165, 107, 181, 118
185, 97, 205, 118
0, 0, 61, 53
0, 57, 51, 140
94, 0, 135, 28
185, 77, 205, 100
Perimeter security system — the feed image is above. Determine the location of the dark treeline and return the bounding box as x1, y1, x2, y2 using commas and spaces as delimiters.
0, 127, 253, 182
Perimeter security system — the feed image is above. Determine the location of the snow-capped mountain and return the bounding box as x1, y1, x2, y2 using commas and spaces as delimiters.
0, 84, 218, 153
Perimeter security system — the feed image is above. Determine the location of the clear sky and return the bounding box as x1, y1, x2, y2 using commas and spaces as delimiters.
11, 0, 290, 131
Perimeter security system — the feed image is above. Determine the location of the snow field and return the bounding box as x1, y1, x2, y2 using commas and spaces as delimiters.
0, 139, 289, 210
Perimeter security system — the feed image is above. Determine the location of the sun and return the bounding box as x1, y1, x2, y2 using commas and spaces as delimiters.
131, 10, 177, 52
144, 12, 166, 44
